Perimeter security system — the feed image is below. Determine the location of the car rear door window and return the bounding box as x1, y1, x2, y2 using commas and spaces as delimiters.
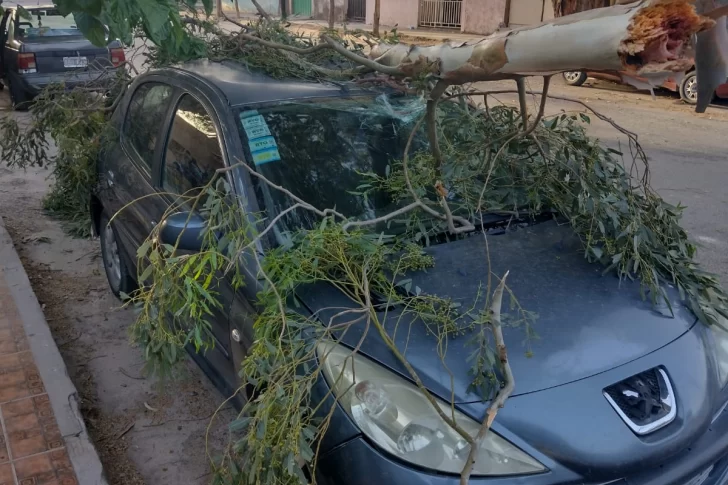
162, 94, 225, 199
124, 83, 174, 172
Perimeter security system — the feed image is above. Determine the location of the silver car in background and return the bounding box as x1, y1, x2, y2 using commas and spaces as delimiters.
0, 5, 124, 110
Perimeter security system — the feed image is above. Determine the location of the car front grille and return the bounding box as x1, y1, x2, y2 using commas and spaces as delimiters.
603, 367, 676, 435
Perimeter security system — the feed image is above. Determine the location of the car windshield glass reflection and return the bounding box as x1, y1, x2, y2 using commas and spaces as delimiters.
237, 95, 439, 244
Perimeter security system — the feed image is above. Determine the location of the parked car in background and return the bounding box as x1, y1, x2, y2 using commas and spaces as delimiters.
0, 5, 125, 110
562, 69, 728, 105
93, 60, 728, 485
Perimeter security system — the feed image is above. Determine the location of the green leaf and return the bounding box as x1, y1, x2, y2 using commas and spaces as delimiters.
17, 5, 31, 20
138, 0, 172, 42
72, 12, 107, 46
201, 0, 214, 16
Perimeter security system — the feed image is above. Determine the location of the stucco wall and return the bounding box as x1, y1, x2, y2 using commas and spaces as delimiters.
366, 0, 419, 29
313, 0, 347, 22
461, 0, 506, 34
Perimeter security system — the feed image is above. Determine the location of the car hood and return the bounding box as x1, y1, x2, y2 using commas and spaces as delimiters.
296, 220, 697, 403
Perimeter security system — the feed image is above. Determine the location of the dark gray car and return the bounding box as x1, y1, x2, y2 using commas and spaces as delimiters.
0, 5, 123, 110
92, 60, 728, 485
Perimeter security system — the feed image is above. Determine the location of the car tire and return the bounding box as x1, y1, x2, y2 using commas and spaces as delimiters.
8, 79, 29, 111
563, 71, 588, 86
679, 72, 699, 105
99, 211, 136, 298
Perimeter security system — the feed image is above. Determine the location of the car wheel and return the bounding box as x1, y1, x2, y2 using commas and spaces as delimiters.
99, 212, 136, 298
8, 79, 29, 111
679, 72, 698, 105
563, 71, 588, 86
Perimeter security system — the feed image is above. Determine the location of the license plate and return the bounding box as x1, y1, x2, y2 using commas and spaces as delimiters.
685, 465, 714, 485
63, 56, 87, 68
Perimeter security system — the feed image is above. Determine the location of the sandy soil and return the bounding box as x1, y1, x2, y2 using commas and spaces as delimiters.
0, 95, 235, 484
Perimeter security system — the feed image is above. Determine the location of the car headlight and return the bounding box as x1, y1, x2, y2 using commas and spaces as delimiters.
317, 341, 545, 476
709, 321, 728, 387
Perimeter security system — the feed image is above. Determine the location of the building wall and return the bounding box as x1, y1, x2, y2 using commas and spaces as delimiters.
508, 0, 552, 25
313, 0, 347, 22
365, 0, 419, 29
461, 0, 506, 35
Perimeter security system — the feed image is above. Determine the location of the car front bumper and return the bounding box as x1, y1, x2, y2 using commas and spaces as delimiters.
10, 69, 119, 96
313, 320, 728, 485
316, 404, 728, 485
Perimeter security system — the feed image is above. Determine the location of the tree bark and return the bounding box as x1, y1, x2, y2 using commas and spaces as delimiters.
369, 0, 712, 86
373, 0, 381, 36
216, 0, 223, 18
328, 0, 335, 28
234, 0, 240, 18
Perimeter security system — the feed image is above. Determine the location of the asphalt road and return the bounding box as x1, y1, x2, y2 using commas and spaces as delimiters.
482, 76, 728, 285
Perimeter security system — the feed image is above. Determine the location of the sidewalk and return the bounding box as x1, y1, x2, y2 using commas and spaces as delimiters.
0, 218, 105, 485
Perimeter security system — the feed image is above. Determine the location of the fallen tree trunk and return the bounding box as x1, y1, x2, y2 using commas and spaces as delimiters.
369, 0, 712, 86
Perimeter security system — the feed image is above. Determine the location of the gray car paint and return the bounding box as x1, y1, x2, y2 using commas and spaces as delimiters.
297, 220, 697, 403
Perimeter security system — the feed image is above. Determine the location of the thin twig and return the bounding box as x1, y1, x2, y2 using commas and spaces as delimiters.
460, 271, 513, 484
516, 77, 528, 129
321, 35, 403, 76
427, 80, 449, 170
119, 367, 145, 380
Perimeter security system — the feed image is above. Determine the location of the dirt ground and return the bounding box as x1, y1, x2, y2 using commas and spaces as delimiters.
0, 95, 235, 483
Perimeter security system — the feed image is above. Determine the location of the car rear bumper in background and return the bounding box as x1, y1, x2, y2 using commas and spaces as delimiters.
314, 398, 728, 485
10, 69, 119, 96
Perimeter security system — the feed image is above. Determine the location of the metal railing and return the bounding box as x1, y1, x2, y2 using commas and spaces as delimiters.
347, 0, 366, 22
419, 0, 463, 29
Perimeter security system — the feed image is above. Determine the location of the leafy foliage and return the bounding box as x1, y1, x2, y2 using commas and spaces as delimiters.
0, 80, 124, 236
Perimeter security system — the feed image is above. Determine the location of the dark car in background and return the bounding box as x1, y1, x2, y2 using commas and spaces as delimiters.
92, 60, 728, 485
0, 5, 124, 110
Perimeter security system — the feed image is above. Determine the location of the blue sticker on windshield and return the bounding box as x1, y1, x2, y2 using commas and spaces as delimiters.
248, 136, 278, 153
240, 112, 280, 165
252, 147, 282, 165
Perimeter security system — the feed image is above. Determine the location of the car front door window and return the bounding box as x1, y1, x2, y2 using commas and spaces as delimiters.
162, 94, 225, 201
123, 82, 174, 172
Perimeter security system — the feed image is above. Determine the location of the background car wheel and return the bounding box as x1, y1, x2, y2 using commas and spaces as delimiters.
99, 212, 136, 298
8, 79, 29, 111
563, 71, 588, 86
679, 72, 699, 105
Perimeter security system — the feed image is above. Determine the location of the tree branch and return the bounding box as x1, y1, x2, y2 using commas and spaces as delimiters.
321, 35, 404, 76
460, 271, 513, 485
251, 0, 272, 20
427, 80, 449, 170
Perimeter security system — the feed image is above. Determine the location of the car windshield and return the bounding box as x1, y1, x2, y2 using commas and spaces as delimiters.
18, 9, 81, 38
237, 94, 435, 244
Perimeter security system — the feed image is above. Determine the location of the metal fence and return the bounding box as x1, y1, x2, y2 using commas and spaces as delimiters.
419, 0, 463, 28
347, 0, 366, 22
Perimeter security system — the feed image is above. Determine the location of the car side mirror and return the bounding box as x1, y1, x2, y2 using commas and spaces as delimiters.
159, 211, 207, 252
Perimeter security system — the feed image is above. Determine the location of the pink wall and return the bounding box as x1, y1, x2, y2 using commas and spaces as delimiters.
461, 0, 506, 35
366, 0, 419, 29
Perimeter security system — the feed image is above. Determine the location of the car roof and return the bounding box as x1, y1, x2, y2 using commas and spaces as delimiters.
167, 59, 373, 107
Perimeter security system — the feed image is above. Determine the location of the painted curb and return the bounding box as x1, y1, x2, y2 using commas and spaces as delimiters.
0, 216, 108, 485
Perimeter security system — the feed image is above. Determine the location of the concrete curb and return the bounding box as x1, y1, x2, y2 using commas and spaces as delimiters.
0, 216, 107, 485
